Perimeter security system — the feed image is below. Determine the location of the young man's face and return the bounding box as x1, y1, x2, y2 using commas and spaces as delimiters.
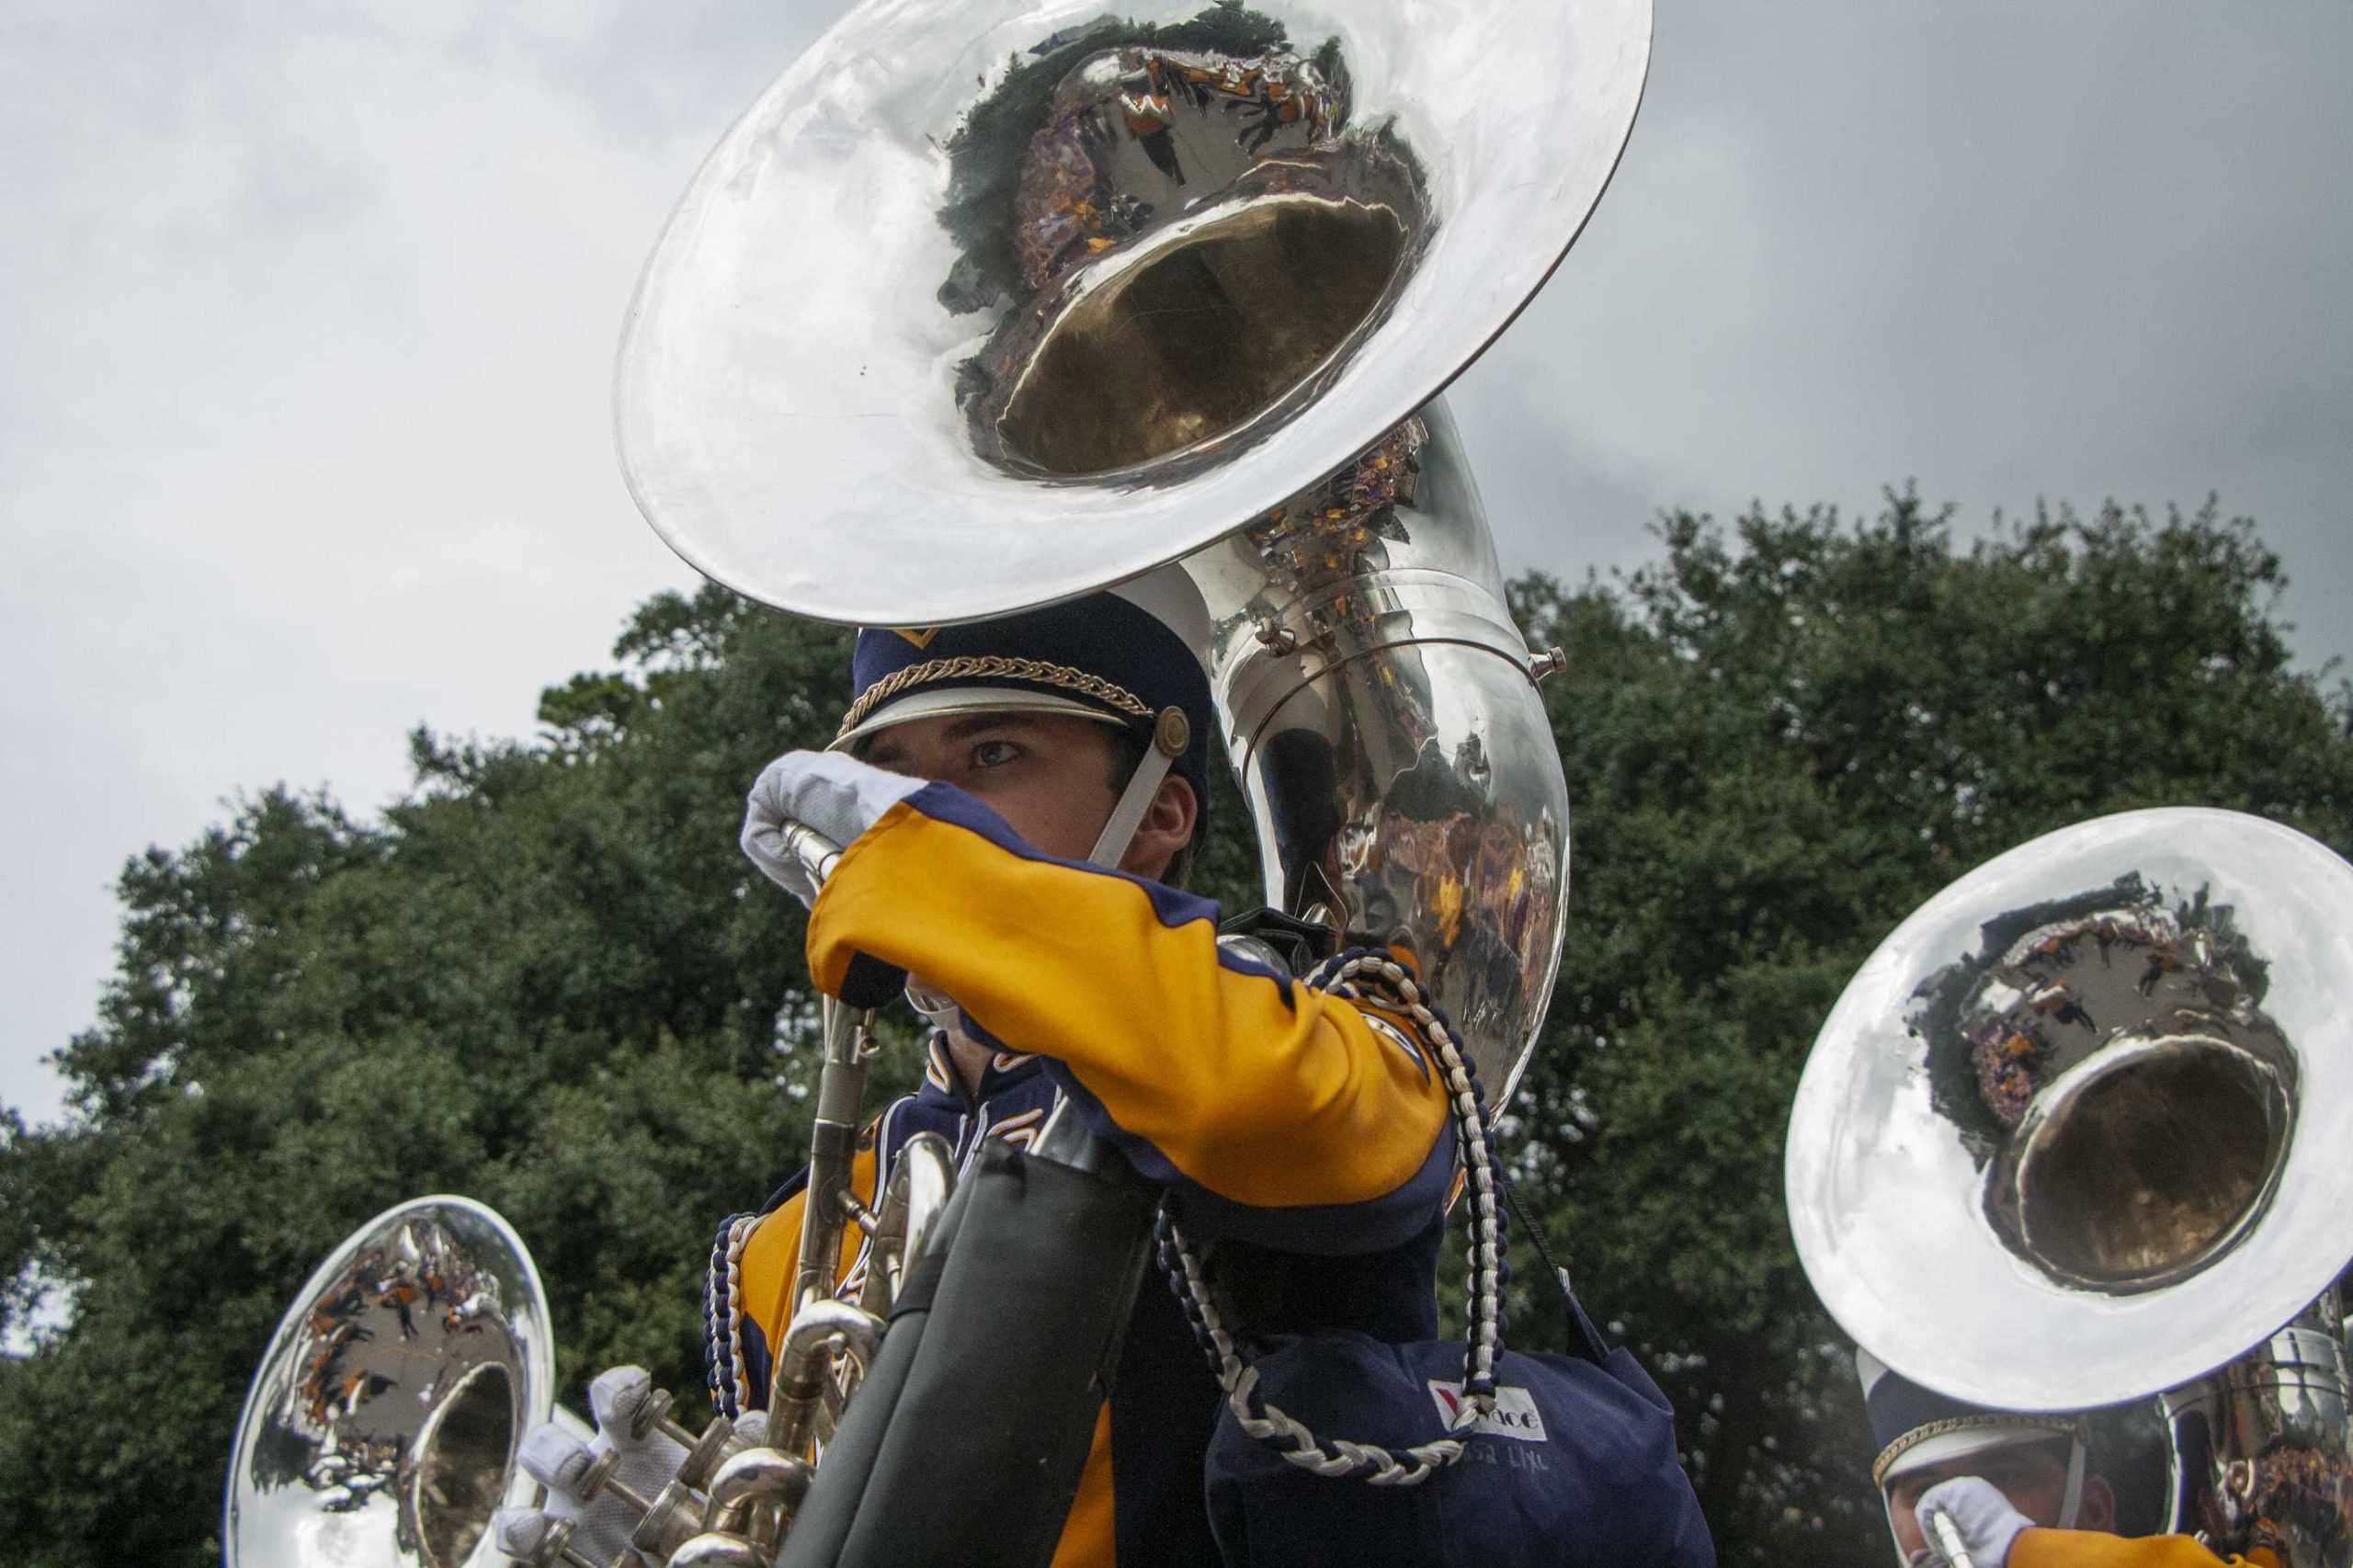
857, 710, 1184, 876
1882, 1440, 2114, 1559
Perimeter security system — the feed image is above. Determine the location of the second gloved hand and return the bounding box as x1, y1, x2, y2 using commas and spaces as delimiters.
741, 750, 924, 907
1914, 1476, 2033, 1568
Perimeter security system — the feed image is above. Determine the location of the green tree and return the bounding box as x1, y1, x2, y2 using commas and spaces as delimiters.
3, 499, 2347, 1565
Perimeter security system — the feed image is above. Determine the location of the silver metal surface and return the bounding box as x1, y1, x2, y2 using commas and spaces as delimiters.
667, 1535, 770, 1568
704, 1445, 814, 1534
1193, 399, 1567, 1099
786, 998, 873, 1377
1787, 808, 2353, 1412
858, 1131, 955, 1318
224, 1197, 559, 1568
617, 0, 1650, 628
2160, 1287, 2353, 1563
772, 821, 844, 890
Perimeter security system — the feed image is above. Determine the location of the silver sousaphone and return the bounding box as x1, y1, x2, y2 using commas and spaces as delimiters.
224, 1197, 571, 1568
617, 0, 1653, 1107
1788, 809, 2353, 1565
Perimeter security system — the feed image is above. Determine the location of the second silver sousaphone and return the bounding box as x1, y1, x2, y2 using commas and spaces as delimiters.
616, 0, 1652, 1105
1788, 809, 2353, 1564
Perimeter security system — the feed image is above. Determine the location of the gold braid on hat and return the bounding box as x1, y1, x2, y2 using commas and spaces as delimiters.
1870, 1414, 2086, 1489
837, 654, 1155, 740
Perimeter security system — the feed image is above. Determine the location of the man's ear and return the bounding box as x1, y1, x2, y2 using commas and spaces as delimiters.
1120, 774, 1197, 880
2078, 1474, 2115, 1533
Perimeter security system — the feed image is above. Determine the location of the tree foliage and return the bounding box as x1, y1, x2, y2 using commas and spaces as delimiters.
4, 498, 2348, 1565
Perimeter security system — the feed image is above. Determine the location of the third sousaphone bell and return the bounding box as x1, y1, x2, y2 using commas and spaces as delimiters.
1788, 809, 2353, 1563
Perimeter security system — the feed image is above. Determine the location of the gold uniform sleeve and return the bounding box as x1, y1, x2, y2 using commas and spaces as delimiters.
805, 786, 1452, 1240
2011, 1529, 2278, 1568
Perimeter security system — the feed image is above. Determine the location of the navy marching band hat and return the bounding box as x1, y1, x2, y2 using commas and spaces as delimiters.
1857, 1347, 2086, 1489
832, 569, 1219, 844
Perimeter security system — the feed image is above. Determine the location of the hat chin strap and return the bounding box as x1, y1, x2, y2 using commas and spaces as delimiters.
1885, 1491, 1922, 1568
2056, 1435, 2087, 1529
1087, 745, 1175, 869
1086, 706, 1188, 870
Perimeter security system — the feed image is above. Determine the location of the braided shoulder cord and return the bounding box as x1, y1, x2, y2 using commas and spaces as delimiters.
710, 1212, 757, 1416
703, 1218, 729, 1415
1155, 950, 1507, 1486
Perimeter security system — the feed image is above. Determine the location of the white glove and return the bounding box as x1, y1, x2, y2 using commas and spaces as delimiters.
499, 1426, 593, 1568
741, 750, 924, 907
494, 1505, 567, 1564
517, 1424, 597, 1494
588, 1365, 663, 1444
1915, 1476, 2033, 1568
511, 1379, 694, 1566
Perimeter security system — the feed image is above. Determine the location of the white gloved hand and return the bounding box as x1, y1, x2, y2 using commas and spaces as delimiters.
588, 1364, 660, 1443
741, 750, 925, 907
499, 1425, 592, 1567
494, 1505, 560, 1564
511, 1402, 688, 1566
1915, 1476, 2034, 1568
517, 1424, 597, 1496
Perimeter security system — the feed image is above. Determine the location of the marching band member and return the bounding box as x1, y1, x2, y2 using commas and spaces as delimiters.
1860, 1351, 2276, 1568
712, 580, 1712, 1566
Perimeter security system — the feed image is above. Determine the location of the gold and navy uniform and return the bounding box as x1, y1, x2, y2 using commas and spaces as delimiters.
2011, 1535, 2279, 1568
704, 781, 1455, 1566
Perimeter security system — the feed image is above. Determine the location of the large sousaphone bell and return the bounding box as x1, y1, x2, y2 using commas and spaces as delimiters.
1788, 809, 2353, 1563
616, 0, 1652, 1104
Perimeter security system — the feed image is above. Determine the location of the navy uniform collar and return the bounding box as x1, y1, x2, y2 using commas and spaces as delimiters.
913, 1032, 1048, 1111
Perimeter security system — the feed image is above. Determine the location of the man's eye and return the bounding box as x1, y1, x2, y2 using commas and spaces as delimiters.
972, 739, 1021, 767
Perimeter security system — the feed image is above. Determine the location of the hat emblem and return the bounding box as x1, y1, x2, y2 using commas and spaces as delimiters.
890, 626, 941, 649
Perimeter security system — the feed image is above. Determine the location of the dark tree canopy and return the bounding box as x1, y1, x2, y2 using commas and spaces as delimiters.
4, 495, 2347, 1566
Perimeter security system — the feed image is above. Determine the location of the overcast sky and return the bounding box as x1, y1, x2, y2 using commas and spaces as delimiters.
5, 0, 2347, 1125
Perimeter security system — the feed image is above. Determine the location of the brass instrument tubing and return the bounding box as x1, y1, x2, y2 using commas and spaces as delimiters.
662, 1534, 771, 1568
703, 1446, 815, 1538
767, 1299, 886, 1460
785, 999, 874, 1339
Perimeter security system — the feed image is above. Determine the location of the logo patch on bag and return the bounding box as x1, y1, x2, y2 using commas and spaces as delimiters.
1427, 1381, 1548, 1441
